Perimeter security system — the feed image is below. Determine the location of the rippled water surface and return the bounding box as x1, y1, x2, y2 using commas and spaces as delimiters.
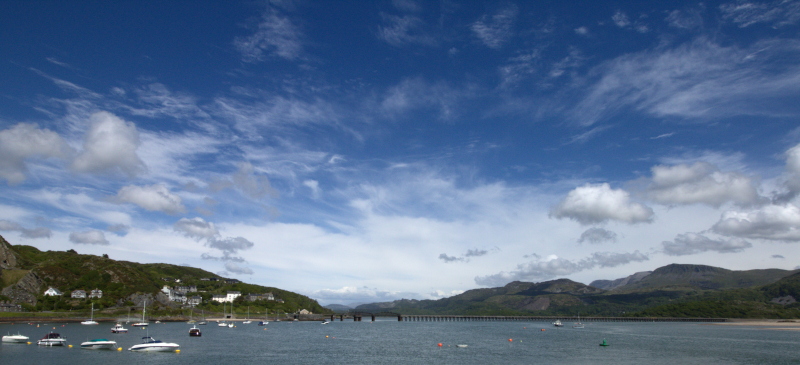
2, 320, 799, 364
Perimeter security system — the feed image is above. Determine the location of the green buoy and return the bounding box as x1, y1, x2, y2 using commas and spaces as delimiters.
599, 339, 610, 347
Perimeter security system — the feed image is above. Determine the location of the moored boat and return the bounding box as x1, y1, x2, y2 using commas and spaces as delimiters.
128, 336, 180, 352
2, 332, 29, 343
553, 320, 563, 327
81, 303, 99, 325
111, 323, 128, 333
37, 332, 67, 346
132, 299, 149, 327
189, 325, 201, 337
80, 338, 117, 349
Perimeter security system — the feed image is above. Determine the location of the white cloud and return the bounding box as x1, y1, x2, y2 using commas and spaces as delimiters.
309, 286, 420, 305
69, 230, 109, 245
571, 38, 800, 126
174, 217, 219, 240
712, 203, 800, 241
438, 253, 464, 263
720, 0, 800, 28
234, 10, 303, 62
225, 261, 254, 275
550, 183, 654, 225
430, 289, 464, 298
662, 232, 752, 256
471, 5, 517, 49
0, 220, 52, 239
612, 10, 630, 27
116, 184, 186, 214
574, 26, 589, 35
303, 180, 321, 199
776, 142, 800, 202
644, 162, 762, 207
0, 123, 72, 185
578, 227, 617, 244
209, 236, 254, 255
377, 13, 436, 47
70, 111, 145, 177
666, 8, 703, 29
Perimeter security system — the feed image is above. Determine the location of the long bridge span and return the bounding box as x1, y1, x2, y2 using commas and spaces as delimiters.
328, 312, 726, 323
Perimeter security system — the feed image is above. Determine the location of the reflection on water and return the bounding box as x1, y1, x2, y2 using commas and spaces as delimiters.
2, 320, 799, 364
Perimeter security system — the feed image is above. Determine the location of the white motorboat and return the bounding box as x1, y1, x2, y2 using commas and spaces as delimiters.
81, 303, 99, 325
111, 323, 128, 333
2, 332, 29, 343
81, 338, 117, 349
189, 325, 201, 337
553, 320, 564, 327
218, 322, 228, 327
132, 299, 149, 327
572, 314, 585, 328
37, 332, 67, 346
228, 323, 234, 328
128, 336, 180, 352
456, 344, 468, 348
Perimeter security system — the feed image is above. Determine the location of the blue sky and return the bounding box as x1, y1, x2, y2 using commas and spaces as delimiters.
2, 0, 800, 305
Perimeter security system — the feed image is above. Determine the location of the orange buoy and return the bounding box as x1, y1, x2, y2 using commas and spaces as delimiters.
438, 343, 442, 347
541, 329, 545, 331
508, 339, 512, 342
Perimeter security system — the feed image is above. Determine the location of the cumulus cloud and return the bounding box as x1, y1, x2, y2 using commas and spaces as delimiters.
0, 123, 72, 185
644, 162, 762, 207
475, 251, 648, 286
209, 236, 255, 255
69, 230, 109, 245
471, 5, 517, 49
116, 184, 186, 214
438, 253, 464, 263
775, 142, 800, 203
174, 217, 219, 240
0, 220, 52, 239
550, 183, 654, 225
662, 232, 752, 256
578, 227, 617, 244
309, 286, 420, 305
70, 111, 145, 177
234, 10, 303, 61
225, 261, 254, 275
712, 203, 800, 241
430, 289, 464, 298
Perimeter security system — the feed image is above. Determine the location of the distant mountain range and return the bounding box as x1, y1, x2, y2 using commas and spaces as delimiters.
355, 264, 800, 318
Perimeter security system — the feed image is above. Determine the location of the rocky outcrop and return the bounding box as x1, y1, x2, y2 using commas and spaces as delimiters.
1, 270, 43, 305
127, 292, 179, 309
0, 234, 18, 270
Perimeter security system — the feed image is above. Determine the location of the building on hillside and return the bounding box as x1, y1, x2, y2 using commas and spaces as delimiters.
225, 279, 240, 284
276, 299, 284, 304
89, 288, 103, 298
0, 301, 21, 312
44, 287, 62, 296
246, 292, 275, 302
161, 277, 173, 282
264, 292, 274, 301
226, 291, 241, 303
71, 289, 86, 299
299, 309, 312, 315
176, 285, 197, 293
211, 294, 226, 303
188, 296, 202, 307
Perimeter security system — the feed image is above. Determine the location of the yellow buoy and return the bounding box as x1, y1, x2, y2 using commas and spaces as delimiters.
176, 349, 180, 353
68, 345, 73, 348
326, 335, 329, 338
117, 347, 122, 351
27, 342, 31, 345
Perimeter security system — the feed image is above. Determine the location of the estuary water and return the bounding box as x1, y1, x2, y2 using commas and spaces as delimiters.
1, 319, 799, 364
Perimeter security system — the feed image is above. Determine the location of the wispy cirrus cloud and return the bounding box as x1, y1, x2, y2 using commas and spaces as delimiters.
0, 220, 52, 239
377, 13, 436, 47
471, 4, 518, 49
570, 38, 800, 126
720, 0, 800, 28
234, 10, 304, 62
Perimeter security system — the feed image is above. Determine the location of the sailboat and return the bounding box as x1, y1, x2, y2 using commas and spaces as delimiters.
197, 309, 207, 325
186, 308, 196, 324
573, 313, 584, 329
218, 302, 228, 327
258, 307, 269, 326
132, 300, 149, 327
81, 302, 99, 325
242, 306, 251, 324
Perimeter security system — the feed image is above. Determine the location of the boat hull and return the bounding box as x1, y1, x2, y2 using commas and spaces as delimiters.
2, 335, 29, 343
81, 341, 117, 349
129, 343, 180, 352
37, 339, 67, 346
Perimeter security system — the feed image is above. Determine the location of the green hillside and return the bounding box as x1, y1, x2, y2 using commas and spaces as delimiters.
0, 236, 328, 316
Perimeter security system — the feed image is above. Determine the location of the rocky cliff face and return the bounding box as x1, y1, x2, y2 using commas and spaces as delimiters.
1, 270, 43, 305
0, 234, 18, 270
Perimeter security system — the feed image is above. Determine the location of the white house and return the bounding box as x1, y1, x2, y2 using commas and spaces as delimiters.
71, 289, 86, 299
188, 296, 202, 307
89, 288, 103, 298
44, 287, 62, 296
299, 309, 312, 315
211, 294, 226, 303
226, 291, 241, 303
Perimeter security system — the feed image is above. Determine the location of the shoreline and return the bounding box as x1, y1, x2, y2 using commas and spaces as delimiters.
709, 319, 800, 330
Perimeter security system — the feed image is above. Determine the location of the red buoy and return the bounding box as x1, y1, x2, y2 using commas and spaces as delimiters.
438, 343, 442, 347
